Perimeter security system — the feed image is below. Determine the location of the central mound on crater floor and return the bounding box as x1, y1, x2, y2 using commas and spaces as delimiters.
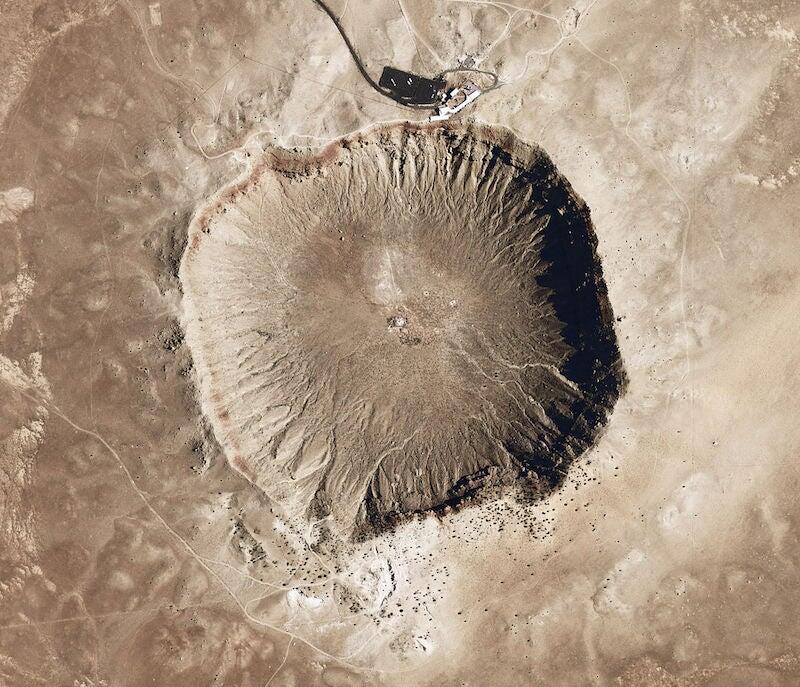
180, 122, 625, 539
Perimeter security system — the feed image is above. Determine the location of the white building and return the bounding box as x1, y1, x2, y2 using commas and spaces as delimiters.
430, 81, 482, 121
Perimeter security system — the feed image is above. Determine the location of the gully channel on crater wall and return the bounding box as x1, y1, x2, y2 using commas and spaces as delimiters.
179, 121, 626, 540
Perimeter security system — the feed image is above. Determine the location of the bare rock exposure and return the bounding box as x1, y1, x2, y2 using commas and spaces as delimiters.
180, 122, 624, 539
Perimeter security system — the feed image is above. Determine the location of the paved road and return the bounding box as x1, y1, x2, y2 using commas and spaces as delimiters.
310, 0, 500, 109
311, 0, 434, 108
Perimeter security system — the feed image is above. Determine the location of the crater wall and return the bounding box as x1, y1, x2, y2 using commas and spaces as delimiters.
179, 122, 626, 539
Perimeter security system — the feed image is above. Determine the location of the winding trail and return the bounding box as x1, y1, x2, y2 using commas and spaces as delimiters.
0, 375, 410, 676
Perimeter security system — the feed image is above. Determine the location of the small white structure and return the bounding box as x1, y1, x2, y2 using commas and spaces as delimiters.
430, 81, 482, 121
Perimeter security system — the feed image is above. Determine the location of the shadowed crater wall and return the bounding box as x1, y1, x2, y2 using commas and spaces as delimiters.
180, 122, 625, 539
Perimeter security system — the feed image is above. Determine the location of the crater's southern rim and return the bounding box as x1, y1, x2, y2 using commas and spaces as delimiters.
179, 121, 626, 540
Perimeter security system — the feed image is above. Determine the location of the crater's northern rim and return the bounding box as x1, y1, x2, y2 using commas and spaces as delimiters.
180, 121, 625, 539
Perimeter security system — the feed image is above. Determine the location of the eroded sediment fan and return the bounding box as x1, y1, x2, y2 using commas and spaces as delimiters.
180, 122, 625, 539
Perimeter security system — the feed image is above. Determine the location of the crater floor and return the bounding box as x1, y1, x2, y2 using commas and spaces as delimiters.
180, 122, 625, 538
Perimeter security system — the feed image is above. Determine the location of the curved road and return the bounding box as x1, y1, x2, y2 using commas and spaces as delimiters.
310, 0, 500, 110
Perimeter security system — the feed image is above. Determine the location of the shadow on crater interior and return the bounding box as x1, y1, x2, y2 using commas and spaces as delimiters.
179, 121, 626, 540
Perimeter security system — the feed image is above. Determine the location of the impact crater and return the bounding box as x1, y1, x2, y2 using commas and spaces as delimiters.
180, 122, 625, 539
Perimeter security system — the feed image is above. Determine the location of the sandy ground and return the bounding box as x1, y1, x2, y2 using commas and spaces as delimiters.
1, 1, 799, 685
